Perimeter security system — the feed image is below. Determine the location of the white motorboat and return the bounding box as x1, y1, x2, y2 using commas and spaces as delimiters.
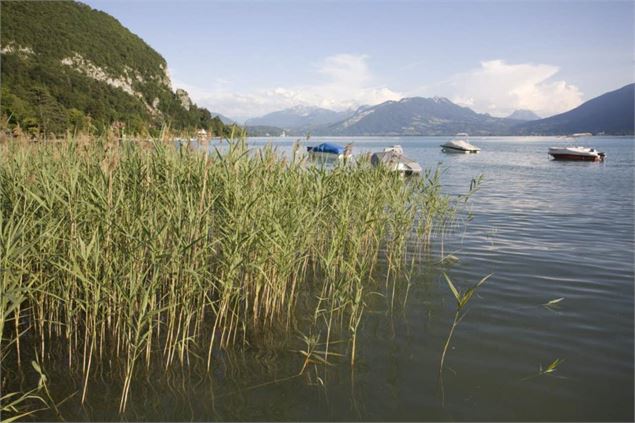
548, 146, 606, 161
371, 145, 422, 175
441, 133, 480, 153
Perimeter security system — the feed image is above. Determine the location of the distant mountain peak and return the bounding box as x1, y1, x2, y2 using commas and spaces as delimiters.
288, 104, 318, 113
506, 109, 541, 121
318, 95, 513, 136
244, 105, 355, 132
432, 96, 451, 103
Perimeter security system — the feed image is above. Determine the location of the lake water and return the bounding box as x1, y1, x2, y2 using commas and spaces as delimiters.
35, 136, 635, 420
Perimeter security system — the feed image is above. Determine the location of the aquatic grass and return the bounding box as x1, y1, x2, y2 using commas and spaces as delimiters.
438, 272, 491, 406
439, 272, 492, 375
539, 358, 564, 376
543, 297, 565, 313
0, 360, 62, 423
0, 362, 47, 423
543, 297, 565, 306
0, 135, 469, 415
520, 358, 565, 381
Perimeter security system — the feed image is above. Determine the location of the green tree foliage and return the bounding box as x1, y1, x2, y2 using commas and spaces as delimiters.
1, 1, 233, 137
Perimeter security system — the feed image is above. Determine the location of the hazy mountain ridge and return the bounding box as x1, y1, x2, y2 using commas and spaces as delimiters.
211, 113, 235, 125
506, 110, 541, 121
251, 86, 633, 136
313, 96, 522, 136
245, 125, 285, 137
245, 105, 354, 134
514, 84, 634, 135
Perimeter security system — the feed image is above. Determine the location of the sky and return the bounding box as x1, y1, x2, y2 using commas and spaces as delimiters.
83, 0, 634, 121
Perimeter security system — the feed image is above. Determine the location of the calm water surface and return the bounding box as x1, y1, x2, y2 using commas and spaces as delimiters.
45, 136, 635, 421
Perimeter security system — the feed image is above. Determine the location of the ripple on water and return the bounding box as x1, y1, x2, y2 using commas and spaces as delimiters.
41, 136, 633, 421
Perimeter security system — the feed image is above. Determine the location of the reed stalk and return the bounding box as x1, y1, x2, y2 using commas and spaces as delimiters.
0, 135, 469, 416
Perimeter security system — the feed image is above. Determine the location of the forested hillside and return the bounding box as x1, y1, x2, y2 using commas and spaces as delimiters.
0, 1, 232, 137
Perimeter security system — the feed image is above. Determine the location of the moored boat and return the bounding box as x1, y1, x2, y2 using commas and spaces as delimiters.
441, 133, 480, 153
548, 146, 606, 161
371, 145, 422, 175
307, 143, 352, 160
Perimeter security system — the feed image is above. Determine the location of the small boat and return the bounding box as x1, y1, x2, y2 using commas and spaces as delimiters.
548, 146, 606, 161
307, 143, 352, 160
371, 145, 422, 175
441, 133, 480, 153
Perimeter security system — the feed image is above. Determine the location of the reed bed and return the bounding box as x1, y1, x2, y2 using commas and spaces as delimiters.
0, 136, 466, 416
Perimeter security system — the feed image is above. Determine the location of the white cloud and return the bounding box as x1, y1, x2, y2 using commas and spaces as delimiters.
173, 57, 583, 120
172, 54, 401, 121
419, 60, 583, 117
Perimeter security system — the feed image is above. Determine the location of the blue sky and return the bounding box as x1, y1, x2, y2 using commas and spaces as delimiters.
84, 0, 634, 120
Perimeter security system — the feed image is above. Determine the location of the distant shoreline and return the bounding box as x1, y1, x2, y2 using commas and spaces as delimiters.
245, 134, 635, 139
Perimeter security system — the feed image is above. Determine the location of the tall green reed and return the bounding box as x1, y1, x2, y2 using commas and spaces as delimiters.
0, 136, 467, 415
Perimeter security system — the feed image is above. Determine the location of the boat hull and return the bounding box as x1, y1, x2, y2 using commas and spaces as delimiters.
308, 151, 348, 161
549, 153, 603, 161
307, 143, 351, 161
371, 149, 422, 175
440, 140, 480, 153
441, 146, 479, 154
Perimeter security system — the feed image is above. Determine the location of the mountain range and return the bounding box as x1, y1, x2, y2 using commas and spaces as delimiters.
315, 97, 523, 136
244, 86, 634, 136
1, 2, 631, 138
242, 100, 525, 136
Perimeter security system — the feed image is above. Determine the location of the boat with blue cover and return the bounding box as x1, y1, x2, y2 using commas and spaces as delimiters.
307, 143, 352, 160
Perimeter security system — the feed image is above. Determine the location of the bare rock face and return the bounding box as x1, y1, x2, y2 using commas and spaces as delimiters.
152, 97, 160, 109
176, 88, 192, 111
159, 64, 172, 89
0, 41, 34, 57
61, 53, 139, 97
